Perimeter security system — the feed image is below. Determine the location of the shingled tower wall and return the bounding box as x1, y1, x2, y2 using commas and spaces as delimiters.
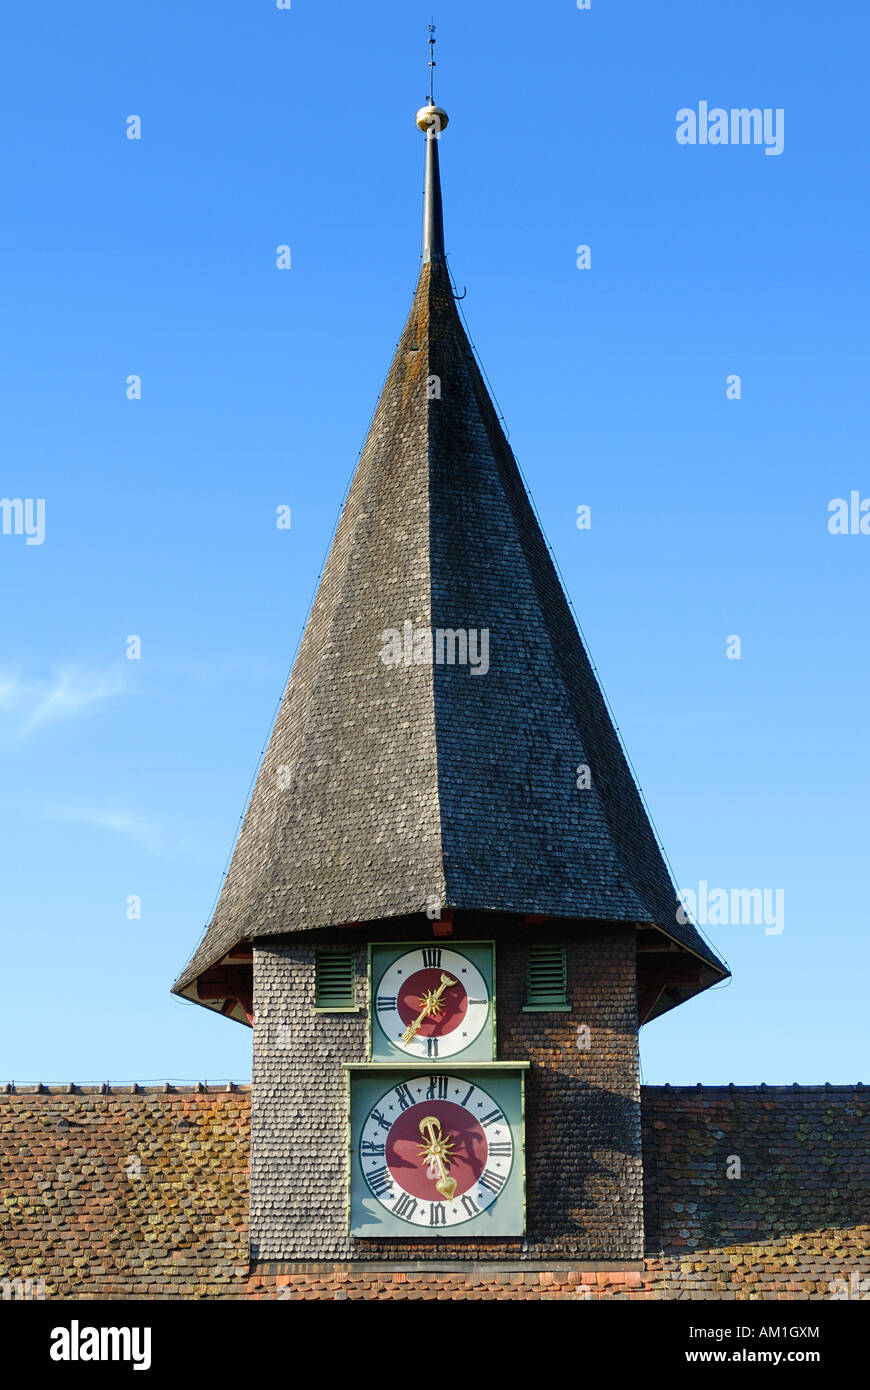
250, 923, 642, 1265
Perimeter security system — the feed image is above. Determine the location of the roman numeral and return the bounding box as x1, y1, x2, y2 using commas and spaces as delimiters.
394, 1084, 416, 1111
394, 1192, 418, 1220
361, 1140, 386, 1157
460, 1085, 475, 1107
371, 1108, 390, 1132
425, 1037, 439, 1059
376, 996, 397, 1012
426, 1074, 448, 1100
429, 1202, 447, 1227
478, 1168, 505, 1194
487, 1142, 512, 1156
421, 948, 441, 968
479, 1108, 503, 1128
460, 1195, 480, 1217
368, 1166, 393, 1197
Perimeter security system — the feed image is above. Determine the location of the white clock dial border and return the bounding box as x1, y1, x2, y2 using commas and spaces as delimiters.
372, 946, 490, 1059
358, 1073, 515, 1230
346, 1064, 528, 1239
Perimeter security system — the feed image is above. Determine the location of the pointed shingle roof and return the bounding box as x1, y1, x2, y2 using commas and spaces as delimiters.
173, 104, 728, 1016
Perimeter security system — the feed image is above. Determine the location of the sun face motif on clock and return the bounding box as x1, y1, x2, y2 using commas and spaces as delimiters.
358, 1074, 514, 1229
369, 943, 494, 1062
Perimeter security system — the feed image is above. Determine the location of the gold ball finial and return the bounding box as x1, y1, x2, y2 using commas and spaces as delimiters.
416, 103, 449, 135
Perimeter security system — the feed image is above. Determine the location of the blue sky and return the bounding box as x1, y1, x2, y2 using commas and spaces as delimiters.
1, 1, 867, 1086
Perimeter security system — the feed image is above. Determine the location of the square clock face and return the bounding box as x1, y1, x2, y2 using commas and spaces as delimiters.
349, 1067, 525, 1238
369, 941, 495, 1063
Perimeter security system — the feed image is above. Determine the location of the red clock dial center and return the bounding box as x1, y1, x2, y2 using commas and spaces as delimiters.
397, 968, 469, 1037
386, 1100, 487, 1200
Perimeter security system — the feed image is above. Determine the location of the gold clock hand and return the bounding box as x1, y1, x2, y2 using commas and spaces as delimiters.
401, 972, 457, 1047
434, 1166, 456, 1200
417, 1115, 457, 1200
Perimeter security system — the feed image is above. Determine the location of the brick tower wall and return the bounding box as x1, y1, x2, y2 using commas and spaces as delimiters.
249, 919, 642, 1263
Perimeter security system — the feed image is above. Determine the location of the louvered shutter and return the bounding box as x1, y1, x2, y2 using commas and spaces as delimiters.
525, 945, 568, 1010
314, 952, 356, 1009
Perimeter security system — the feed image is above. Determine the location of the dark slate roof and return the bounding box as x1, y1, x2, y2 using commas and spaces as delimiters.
643, 1085, 870, 1257
173, 121, 728, 1003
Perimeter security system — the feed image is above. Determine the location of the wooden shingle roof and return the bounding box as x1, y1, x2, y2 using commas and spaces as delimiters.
173, 112, 728, 1014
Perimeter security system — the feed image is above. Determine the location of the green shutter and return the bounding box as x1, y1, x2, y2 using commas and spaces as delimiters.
524, 944, 569, 1011
314, 951, 356, 1010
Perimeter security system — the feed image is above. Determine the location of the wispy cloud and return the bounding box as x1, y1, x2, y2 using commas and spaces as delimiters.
0, 667, 124, 736
42, 803, 163, 852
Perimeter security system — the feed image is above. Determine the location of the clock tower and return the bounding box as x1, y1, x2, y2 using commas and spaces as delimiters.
172, 62, 728, 1279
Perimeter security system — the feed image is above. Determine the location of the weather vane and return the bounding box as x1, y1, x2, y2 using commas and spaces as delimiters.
427, 21, 436, 105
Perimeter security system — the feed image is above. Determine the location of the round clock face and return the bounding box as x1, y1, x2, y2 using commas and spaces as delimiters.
373, 946, 490, 1059
359, 1074, 514, 1229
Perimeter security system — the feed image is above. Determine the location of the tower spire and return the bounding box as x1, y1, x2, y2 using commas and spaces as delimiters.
173, 45, 729, 1026
416, 24, 449, 265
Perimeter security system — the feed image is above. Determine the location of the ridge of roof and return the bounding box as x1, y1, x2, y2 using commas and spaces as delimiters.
1, 1082, 252, 1095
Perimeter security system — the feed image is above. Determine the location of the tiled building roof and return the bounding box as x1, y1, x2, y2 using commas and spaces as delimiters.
643, 1084, 870, 1253
1, 1083, 865, 1300
0, 1086, 249, 1300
